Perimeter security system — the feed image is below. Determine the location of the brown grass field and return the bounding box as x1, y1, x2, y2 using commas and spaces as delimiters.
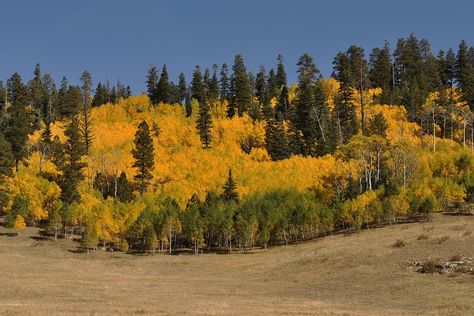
0, 214, 473, 315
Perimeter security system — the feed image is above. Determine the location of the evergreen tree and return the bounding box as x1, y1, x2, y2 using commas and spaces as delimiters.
185, 88, 193, 118
58, 118, 87, 204
209, 64, 220, 100
92, 82, 110, 107
116, 171, 134, 202
231, 54, 252, 116
6, 73, 31, 172
29, 63, 45, 127
265, 118, 290, 161
369, 42, 392, 103
220, 63, 229, 100
157, 64, 170, 104
131, 121, 155, 194
275, 54, 287, 90
191, 65, 204, 103
203, 68, 211, 100
367, 112, 389, 138
266, 68, 278, 101
80, 71, 93, 153
146, 65, 159, 105
333, 52, 358, 144
255, 65, 267, 105
294, 54, 320, 155
222, 168, 239, 203
0, 132, 14, 182
177, 72, 187, 104
456, 40, 474, 106
196, 98, 213, 148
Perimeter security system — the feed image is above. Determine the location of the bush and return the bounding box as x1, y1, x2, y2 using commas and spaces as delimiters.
119, 239, 129, 252
419, 260, 440, 273
449, 254, 462, 262
393, 239, 407, 248
417, 234, 429, 240
435, 235, 450, 244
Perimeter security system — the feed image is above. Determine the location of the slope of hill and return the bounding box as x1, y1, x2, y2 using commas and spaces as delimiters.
0, 214, 472, 315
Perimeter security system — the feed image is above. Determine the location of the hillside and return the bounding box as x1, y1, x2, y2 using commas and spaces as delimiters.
0, 214, 472, 315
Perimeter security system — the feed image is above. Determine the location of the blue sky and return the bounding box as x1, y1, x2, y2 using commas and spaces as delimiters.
0, 0, 473, 93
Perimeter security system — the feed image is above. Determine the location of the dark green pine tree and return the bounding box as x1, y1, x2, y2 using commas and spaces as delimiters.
203, 68, 211, 100
6, 73, 31, 172
293, 54, 320, 155
369, 42, 393, 103
116, 171, 134, 203
445, 48, 457, 88
231, 54, 252, 116
0, 132, 15, 182
219, 63, 229, 100
209, 64, 220, 100
265, 117, 291, 161
275, 54, 287, 90
191, 65, 204, 104
146, 65, 159, 105
92, 82, 110, 107
333, 52, 358, 145
185, 87, 193, 118
131, 120, 155, 194
29, 63, 45, 128
80, 71, 93, 153
41, 74, 57, 123
157, 64, 170, 104
367, 112, 389, 138
58, 118, 87, 204
456, 40, 474, 105
222, 168, 239, 203
196, 98, 213, 148
266, 68, 278, 101
177, 72, 187, 104
255, 65, 267, 105
275, 55, 290, 115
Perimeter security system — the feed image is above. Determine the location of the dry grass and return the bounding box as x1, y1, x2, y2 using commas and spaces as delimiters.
0, 214, 473, 315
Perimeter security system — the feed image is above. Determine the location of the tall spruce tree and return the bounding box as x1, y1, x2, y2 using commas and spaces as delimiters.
80, 71, 93, 153
333, 52, 358, 144
6, 73, 31, 172
209, 64, 220, 100
231, 54, 252, 116
0, 132, 14, 182
255, 66, 267, 105
456, 40, 474, 106
222, 168, 239, 203
294, 54, 320, 155
146, 65, 159, 105
157, 64, 170, 104
191, 66, 204, 104
131, 121, 155, 194
196, 98, 213, 148
58, 118, 87, 204
177, 72, 187, 104
369, 42, 392, 103
265, 117, 290, 161
220, 63, 229, 100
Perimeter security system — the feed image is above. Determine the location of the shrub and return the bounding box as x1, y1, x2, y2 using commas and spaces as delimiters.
435, 235, 450, 244
417, 234, 429, 240
393, 239, 407, 248
419, 260, 440, 273
449, 254, 462, 262
119, 239, 129, 252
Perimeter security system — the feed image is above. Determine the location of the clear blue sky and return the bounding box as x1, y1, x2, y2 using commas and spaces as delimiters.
1, 0, 473, 93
